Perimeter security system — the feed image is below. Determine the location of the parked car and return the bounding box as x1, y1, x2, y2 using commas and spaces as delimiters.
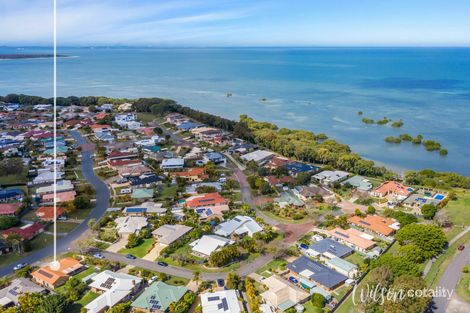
126, 254, 136, 259
157, 261, 168, 267
93, 253, 105, 259
57, 216, 67, 221
13, 263, 28, 271
458, 244, 465, 251
217, 279, 225, 287
299, 243, 309, 249
289, 276, 299, 284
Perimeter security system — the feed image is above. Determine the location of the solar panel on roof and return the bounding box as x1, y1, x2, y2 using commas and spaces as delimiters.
38, 269, 53, 279
206, 209, 213, 215
335, 231, 349, 238
208, 296, 220, 301
219, 298, 229, 311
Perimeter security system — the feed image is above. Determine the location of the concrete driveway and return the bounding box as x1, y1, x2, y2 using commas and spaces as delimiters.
142, 242, 167, 261
106, 234, 129, 253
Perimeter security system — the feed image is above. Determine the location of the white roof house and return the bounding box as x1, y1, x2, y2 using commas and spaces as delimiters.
85, 271, 142, 313
152, 224, 193, 245
36, 180, 74, 194
214, 216, 263, 237
0, 278, 46, 307
241, 150, 274, 164
189, 235, 234, 258
32, 171, 64, 185
161, 158, 185, 170
115, 216, 148, 235
313, 170, 349, 184
201, 290, 241, 313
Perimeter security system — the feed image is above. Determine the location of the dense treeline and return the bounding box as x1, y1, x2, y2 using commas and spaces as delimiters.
5, 93, 470, 185
239, 115, 391, 177
405, 169, 470, 189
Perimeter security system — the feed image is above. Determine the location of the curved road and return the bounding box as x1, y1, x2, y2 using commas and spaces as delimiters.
0, 131, 110, 277
432, 235, 470, 312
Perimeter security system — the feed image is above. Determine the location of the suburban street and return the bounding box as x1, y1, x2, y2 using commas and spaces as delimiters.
0, 131, 110, 277
432, 243, 470, 312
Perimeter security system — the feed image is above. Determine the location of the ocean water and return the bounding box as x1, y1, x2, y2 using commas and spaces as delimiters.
1, 47, 469, 175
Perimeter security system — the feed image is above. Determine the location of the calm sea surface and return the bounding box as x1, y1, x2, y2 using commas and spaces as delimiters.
1, 47, 469, 175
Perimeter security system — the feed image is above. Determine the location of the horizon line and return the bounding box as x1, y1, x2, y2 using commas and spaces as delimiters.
2, 45, 470, 49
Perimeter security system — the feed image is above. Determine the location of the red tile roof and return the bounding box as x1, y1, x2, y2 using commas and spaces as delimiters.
0, 203, 22, 215
2, 223, 45, 240
35, 206, 65, 221
108, 159, 142, 167
185, 193, 228, 208
374, 181, 411, 197
265, 175, 296, 186
170, 168, 208, 180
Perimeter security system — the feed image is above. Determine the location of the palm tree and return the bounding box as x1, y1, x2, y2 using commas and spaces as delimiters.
192, 271, 200, 284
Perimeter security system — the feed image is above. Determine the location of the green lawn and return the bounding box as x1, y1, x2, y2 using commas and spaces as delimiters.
74, 267, 97, 281
46, 222, 79, 233
0, 169, 28, 184
0, 233, 54, 267
456, 269, 470, 302
444, 190, 470, 226
68, 291, 100, 313
159, 186, 178, 199
345, 252, 366, 268
165, 276, 190, 286
256, 259, 287, 277
68, 208, 93, 219
303, 302, 323, 313
158, 244, 260, 273
137, 112, 157, 124
119, 238, 155, 258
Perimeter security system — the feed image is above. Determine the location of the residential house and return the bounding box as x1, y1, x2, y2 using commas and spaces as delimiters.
287, 256, 348, 291
372, 181, 413, 200
0, 203, 22, 216
348, 215, 400, 237
265, 156, 290, 170
107, 150, 139, 161
214, 216, 262, 238
108, 159, 142, 169
115, 216, 148, 235
189, 235, 234, 258
0, 189, 24, 202
124, 202, 165, 216
313, 171, 349, 185
36, 180, 74, 195
185, 193, 228, 209
85, 271, 143, 313
131, 281, 188, 313
169, 167, 208, 182
241, 150, 274, 164
325, 227, 376, 252
129, 173, 161, 188
35, 206, 65, 222
0, 278, 46, 307
200, 290, 241, 313
342, 176, 373, 191
264, 175, 296, 187
325, 257, 358, 279
131, 188, 154, 200
32, 171, 65, 185
285, 162, 320, 176
195, 204, 230, 220
2, 223, 44, 241
161, 158, 185, 170
260, 275, 309, 312
202, 152, 226, 165
118, 164, 152, 178
307, 238, 353, 259
275, 190, 305, 208
293, 185, 330, 202
31, 257, 84, 289
42, 191, 76, 203
177, 121, 203, 131
152, 224, 193, 245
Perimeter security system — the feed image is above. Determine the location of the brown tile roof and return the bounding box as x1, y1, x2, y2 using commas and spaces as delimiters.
348, 215, 397, 236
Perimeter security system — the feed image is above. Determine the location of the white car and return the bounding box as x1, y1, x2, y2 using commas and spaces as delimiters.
13, 263, 28, 271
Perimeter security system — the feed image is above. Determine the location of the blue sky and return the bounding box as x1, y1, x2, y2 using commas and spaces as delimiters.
1, 0, 469, 46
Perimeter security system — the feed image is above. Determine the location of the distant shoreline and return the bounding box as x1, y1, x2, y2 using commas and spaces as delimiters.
0, 54, 68, 60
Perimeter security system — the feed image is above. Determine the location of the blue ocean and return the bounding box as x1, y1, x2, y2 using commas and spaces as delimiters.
1, 47, 469, 175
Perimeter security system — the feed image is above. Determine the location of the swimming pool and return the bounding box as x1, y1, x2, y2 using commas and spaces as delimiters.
434, 194, 446, 200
